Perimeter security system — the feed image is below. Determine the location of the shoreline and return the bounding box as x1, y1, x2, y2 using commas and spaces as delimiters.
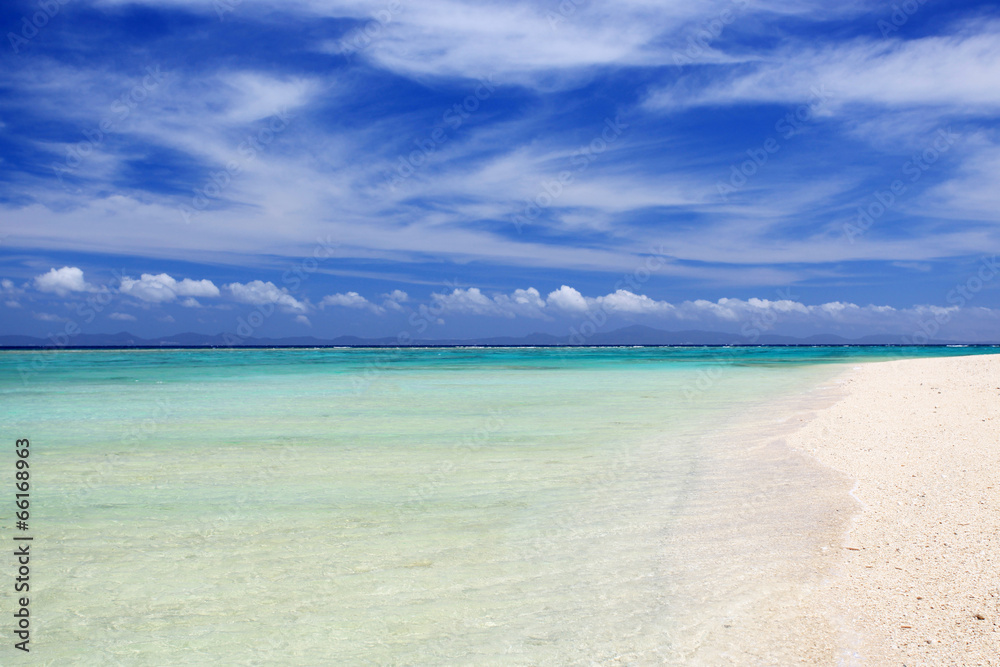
786, 354, 1000, 664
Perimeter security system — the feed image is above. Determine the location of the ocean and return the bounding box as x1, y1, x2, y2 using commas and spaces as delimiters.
2, 346, 996, 664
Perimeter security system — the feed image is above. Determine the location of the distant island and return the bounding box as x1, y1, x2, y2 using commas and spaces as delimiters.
1, 324, 990, 348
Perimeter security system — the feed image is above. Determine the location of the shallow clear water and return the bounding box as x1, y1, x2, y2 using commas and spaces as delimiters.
2, 346, 996, 664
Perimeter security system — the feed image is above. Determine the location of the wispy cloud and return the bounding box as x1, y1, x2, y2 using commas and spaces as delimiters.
647, 20, 1000, 112
2, 0, 999, 340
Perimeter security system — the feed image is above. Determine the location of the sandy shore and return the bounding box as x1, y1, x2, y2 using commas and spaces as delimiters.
787, 354, 1000, 665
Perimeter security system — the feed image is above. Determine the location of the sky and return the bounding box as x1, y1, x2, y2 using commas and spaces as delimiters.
1, 0, 1000, 342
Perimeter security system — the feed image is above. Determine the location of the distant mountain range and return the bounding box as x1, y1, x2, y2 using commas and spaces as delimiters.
0, 325, 986, 348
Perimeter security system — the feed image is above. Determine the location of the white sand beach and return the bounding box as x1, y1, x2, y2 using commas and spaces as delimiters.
788, 354, 1000, 665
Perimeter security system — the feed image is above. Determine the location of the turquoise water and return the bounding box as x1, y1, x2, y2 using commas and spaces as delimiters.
1, 346, 996, 664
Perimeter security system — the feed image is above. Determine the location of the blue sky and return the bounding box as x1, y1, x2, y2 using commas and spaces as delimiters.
2, 0, 999, 342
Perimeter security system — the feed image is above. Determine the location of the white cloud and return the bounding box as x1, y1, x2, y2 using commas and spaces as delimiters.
295, 314, 311, 326
510, 287, 545, 309
119, 274, 176, 303
384, 289, 409, 302
32, 312, 64, 322
319, 290, 412, 315
175, 278, 221, 297
1, 279, 23, 306
381, 289, 409, 312
219, 72, 315, 124
546, 285, 588, 312
109, 312, 137, 321
921, 139, 1000, 222
430, 286, 549, 319
226, 280, 308, 313
595, 289, 675, 315
311, 0, 856, 88
320, 291, 383, 314
33, 266, 95, 296
4, 2, 996, 294
119, 273, 221, 303
430, 288, 498, 316
321, 291, 371, 308
648, 21, 1000, 112
410, 284, 1000, 340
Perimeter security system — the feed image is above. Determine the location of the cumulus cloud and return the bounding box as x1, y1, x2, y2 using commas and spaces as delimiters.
109, 312, 137, 321
404, 283, 1000, 340
430, 287, 549, 319
430, 285, 672, 318
319, 290, 413, 315
595, 289, 675, 315
667, 296, 895, 325
119, 273, 221, 303
295, 315, 311, 326
33, 267, 95, 296
321, 291, 372, 308
384, 289, 409, 302
431, 287, 502, 316
1, 279, 23, 307
320, 291, 384, 314
546, 285, 588, 312
226, 280, 308, 313
381, 289, 409, 312
176, 278, 220, 297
